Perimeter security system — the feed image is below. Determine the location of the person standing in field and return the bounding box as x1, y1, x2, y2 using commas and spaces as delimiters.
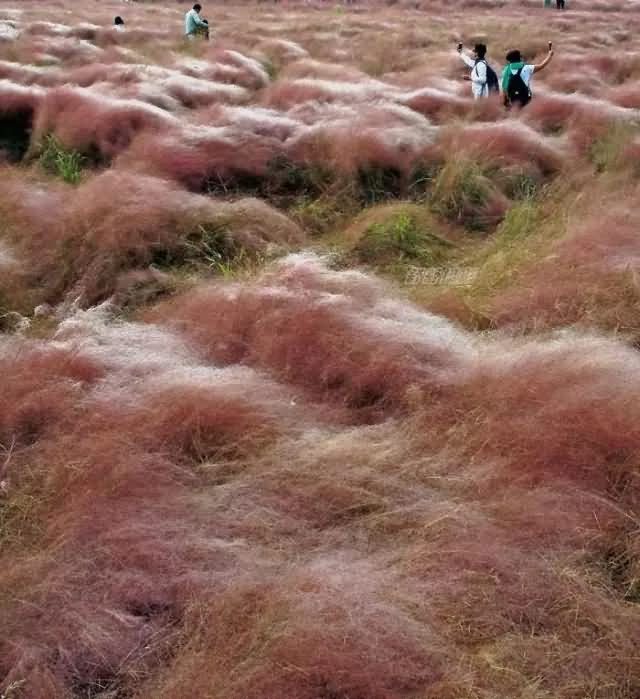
457, 42, 500, 99
501, 44, 554, 108
185, 3, 209, 40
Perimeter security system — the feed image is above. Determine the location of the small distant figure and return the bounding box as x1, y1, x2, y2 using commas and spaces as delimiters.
502, 43, 554, 109
556, 0, 565, 7
113, 16, 125, 31
185, 3, 210, 40
457, 42, 500, 99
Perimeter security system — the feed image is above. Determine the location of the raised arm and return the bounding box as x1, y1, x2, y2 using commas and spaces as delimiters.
533, 49, 554, 73
458, 50, 475, 69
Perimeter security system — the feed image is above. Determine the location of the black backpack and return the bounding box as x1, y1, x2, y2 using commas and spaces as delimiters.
475, 59, 500, 94
506, 66, 531, 107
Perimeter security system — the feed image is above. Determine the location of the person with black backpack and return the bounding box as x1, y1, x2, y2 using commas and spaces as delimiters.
457, 43, 500, 99
502, 45, 554, 109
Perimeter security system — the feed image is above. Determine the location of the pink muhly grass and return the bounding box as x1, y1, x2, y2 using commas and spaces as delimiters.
1, 169, 304, 308
0, 80, 44, 115
150, 256, 467, 421
64, 62, 141, 89
286, 126, 419, 179
3, 5, 640, 698
609, 82, 640, 109
262, 77, 392, 110
120, 128, 280, 190
402, 87, 470, 121
0, 62, 57, 87
523, 92, 627, 146
262, 79, 347, 109
441, 121, 564, 178
450, 337, 640, 495
92, 385, 280, 463
581, 53, 640, 84
0, 345, 103, 448
204, 48, 270, 89
490, 205, 640, 332
149, 560, 443, 699
280, 59, 369, 83
31, 87, 175, 160
153, 286, 424, 420
5, 170, 197, 306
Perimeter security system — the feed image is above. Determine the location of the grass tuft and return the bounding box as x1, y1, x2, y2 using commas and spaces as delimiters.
430, 159, 508, 232
354, 210, 456, 269
38, 135, 85, 185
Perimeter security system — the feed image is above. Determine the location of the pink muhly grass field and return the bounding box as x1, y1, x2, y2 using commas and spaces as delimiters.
1, 1, 640, 698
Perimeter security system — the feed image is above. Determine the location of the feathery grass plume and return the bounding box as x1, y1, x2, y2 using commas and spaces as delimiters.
0, 169, 304, 309
32, 87, 176, 161
119, 128, 280, 192
151, 254, 469, 421
442, 122, 564, 179
609, 82, 640, 109
402, 86, 470, 122
2, 3, 640, 698
490, 199, 640, 333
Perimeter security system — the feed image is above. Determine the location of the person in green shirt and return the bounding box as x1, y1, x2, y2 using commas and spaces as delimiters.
501, 45, 554, 108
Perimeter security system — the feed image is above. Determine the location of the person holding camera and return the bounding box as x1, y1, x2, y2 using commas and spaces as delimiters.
501, 43, 554, 108
457, 43, 500, 99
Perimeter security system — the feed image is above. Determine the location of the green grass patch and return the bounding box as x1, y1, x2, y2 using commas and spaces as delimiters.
355, 211, 455, 268
261, 58, 278, 81
38, 135, 85, 184
290, 194, 357, 236
151, 222, 238, 272
468, 199, 543, 299
151, 222, 270, 283
429, 158, 504, 232
499, 170, 540, 201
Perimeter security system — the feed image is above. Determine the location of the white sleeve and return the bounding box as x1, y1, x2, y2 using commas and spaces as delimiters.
459, 52, 475, 69
472, 61, 487, 84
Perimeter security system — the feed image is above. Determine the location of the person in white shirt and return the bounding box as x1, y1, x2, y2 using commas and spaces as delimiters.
113, 16, 125, 32
185, 4, 209, 40
457, 43, 490, 99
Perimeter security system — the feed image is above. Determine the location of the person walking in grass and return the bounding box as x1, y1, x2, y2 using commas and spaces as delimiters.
501, 44, 554, 109
457, 42, 500, 99
185, 3, 209, 40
